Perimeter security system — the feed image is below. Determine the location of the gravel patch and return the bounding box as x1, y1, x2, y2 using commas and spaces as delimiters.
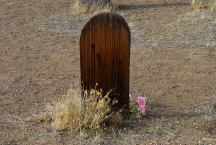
41, 10, 216, 49
134, 10, 216, 49
42, 14, 91, 41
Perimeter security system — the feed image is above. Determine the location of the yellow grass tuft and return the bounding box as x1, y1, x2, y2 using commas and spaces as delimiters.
191, 0, 216, 10
70, 1, 88, 14
46, 84, 123, 134
210, 1, 216, 9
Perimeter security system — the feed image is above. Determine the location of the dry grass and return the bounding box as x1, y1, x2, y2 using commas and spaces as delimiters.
190, 0, 216, 10
46, 84, 123, 135
70, 1, 112, 14
206, 101, 216, 119
70, 1, 89, 14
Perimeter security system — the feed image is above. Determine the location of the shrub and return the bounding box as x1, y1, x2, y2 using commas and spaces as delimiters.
191, 0, 216, 10
47, 85, 123, 134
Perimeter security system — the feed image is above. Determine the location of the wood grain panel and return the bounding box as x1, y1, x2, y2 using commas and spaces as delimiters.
80, 12, 131, 111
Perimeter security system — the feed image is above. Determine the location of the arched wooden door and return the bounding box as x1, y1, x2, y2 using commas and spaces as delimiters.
80, 12, 131, 111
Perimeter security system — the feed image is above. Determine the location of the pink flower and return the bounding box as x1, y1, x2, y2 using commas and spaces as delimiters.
136, 96, 146, 116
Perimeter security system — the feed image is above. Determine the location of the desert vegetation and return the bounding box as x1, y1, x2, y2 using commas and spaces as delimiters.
191, 0, 216, 10
48, 86, 123, 133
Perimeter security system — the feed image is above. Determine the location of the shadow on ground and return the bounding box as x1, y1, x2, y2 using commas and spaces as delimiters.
116, 2, 189, 11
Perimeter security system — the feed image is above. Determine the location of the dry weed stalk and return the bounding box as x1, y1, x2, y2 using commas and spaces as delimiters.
47, 85, 123, 133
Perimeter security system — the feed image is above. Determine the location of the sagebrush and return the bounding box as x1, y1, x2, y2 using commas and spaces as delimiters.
46, 85, 123, 134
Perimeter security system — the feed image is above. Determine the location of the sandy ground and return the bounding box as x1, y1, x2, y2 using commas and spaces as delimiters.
0, 0, 216, 144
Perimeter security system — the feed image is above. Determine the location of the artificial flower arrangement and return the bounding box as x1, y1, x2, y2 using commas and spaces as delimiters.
129, 94, 147, 118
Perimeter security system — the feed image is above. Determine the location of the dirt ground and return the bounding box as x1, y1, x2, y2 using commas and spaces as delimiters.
1, 0, 216, 144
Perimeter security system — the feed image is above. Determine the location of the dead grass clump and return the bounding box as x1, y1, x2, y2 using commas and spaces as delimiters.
148, 125, 167, 136
70, 1, 112, 14
191, 0, 216, 10
70, 1, 88, 14
46, 85, 123, 134
206, 101, 216, 119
